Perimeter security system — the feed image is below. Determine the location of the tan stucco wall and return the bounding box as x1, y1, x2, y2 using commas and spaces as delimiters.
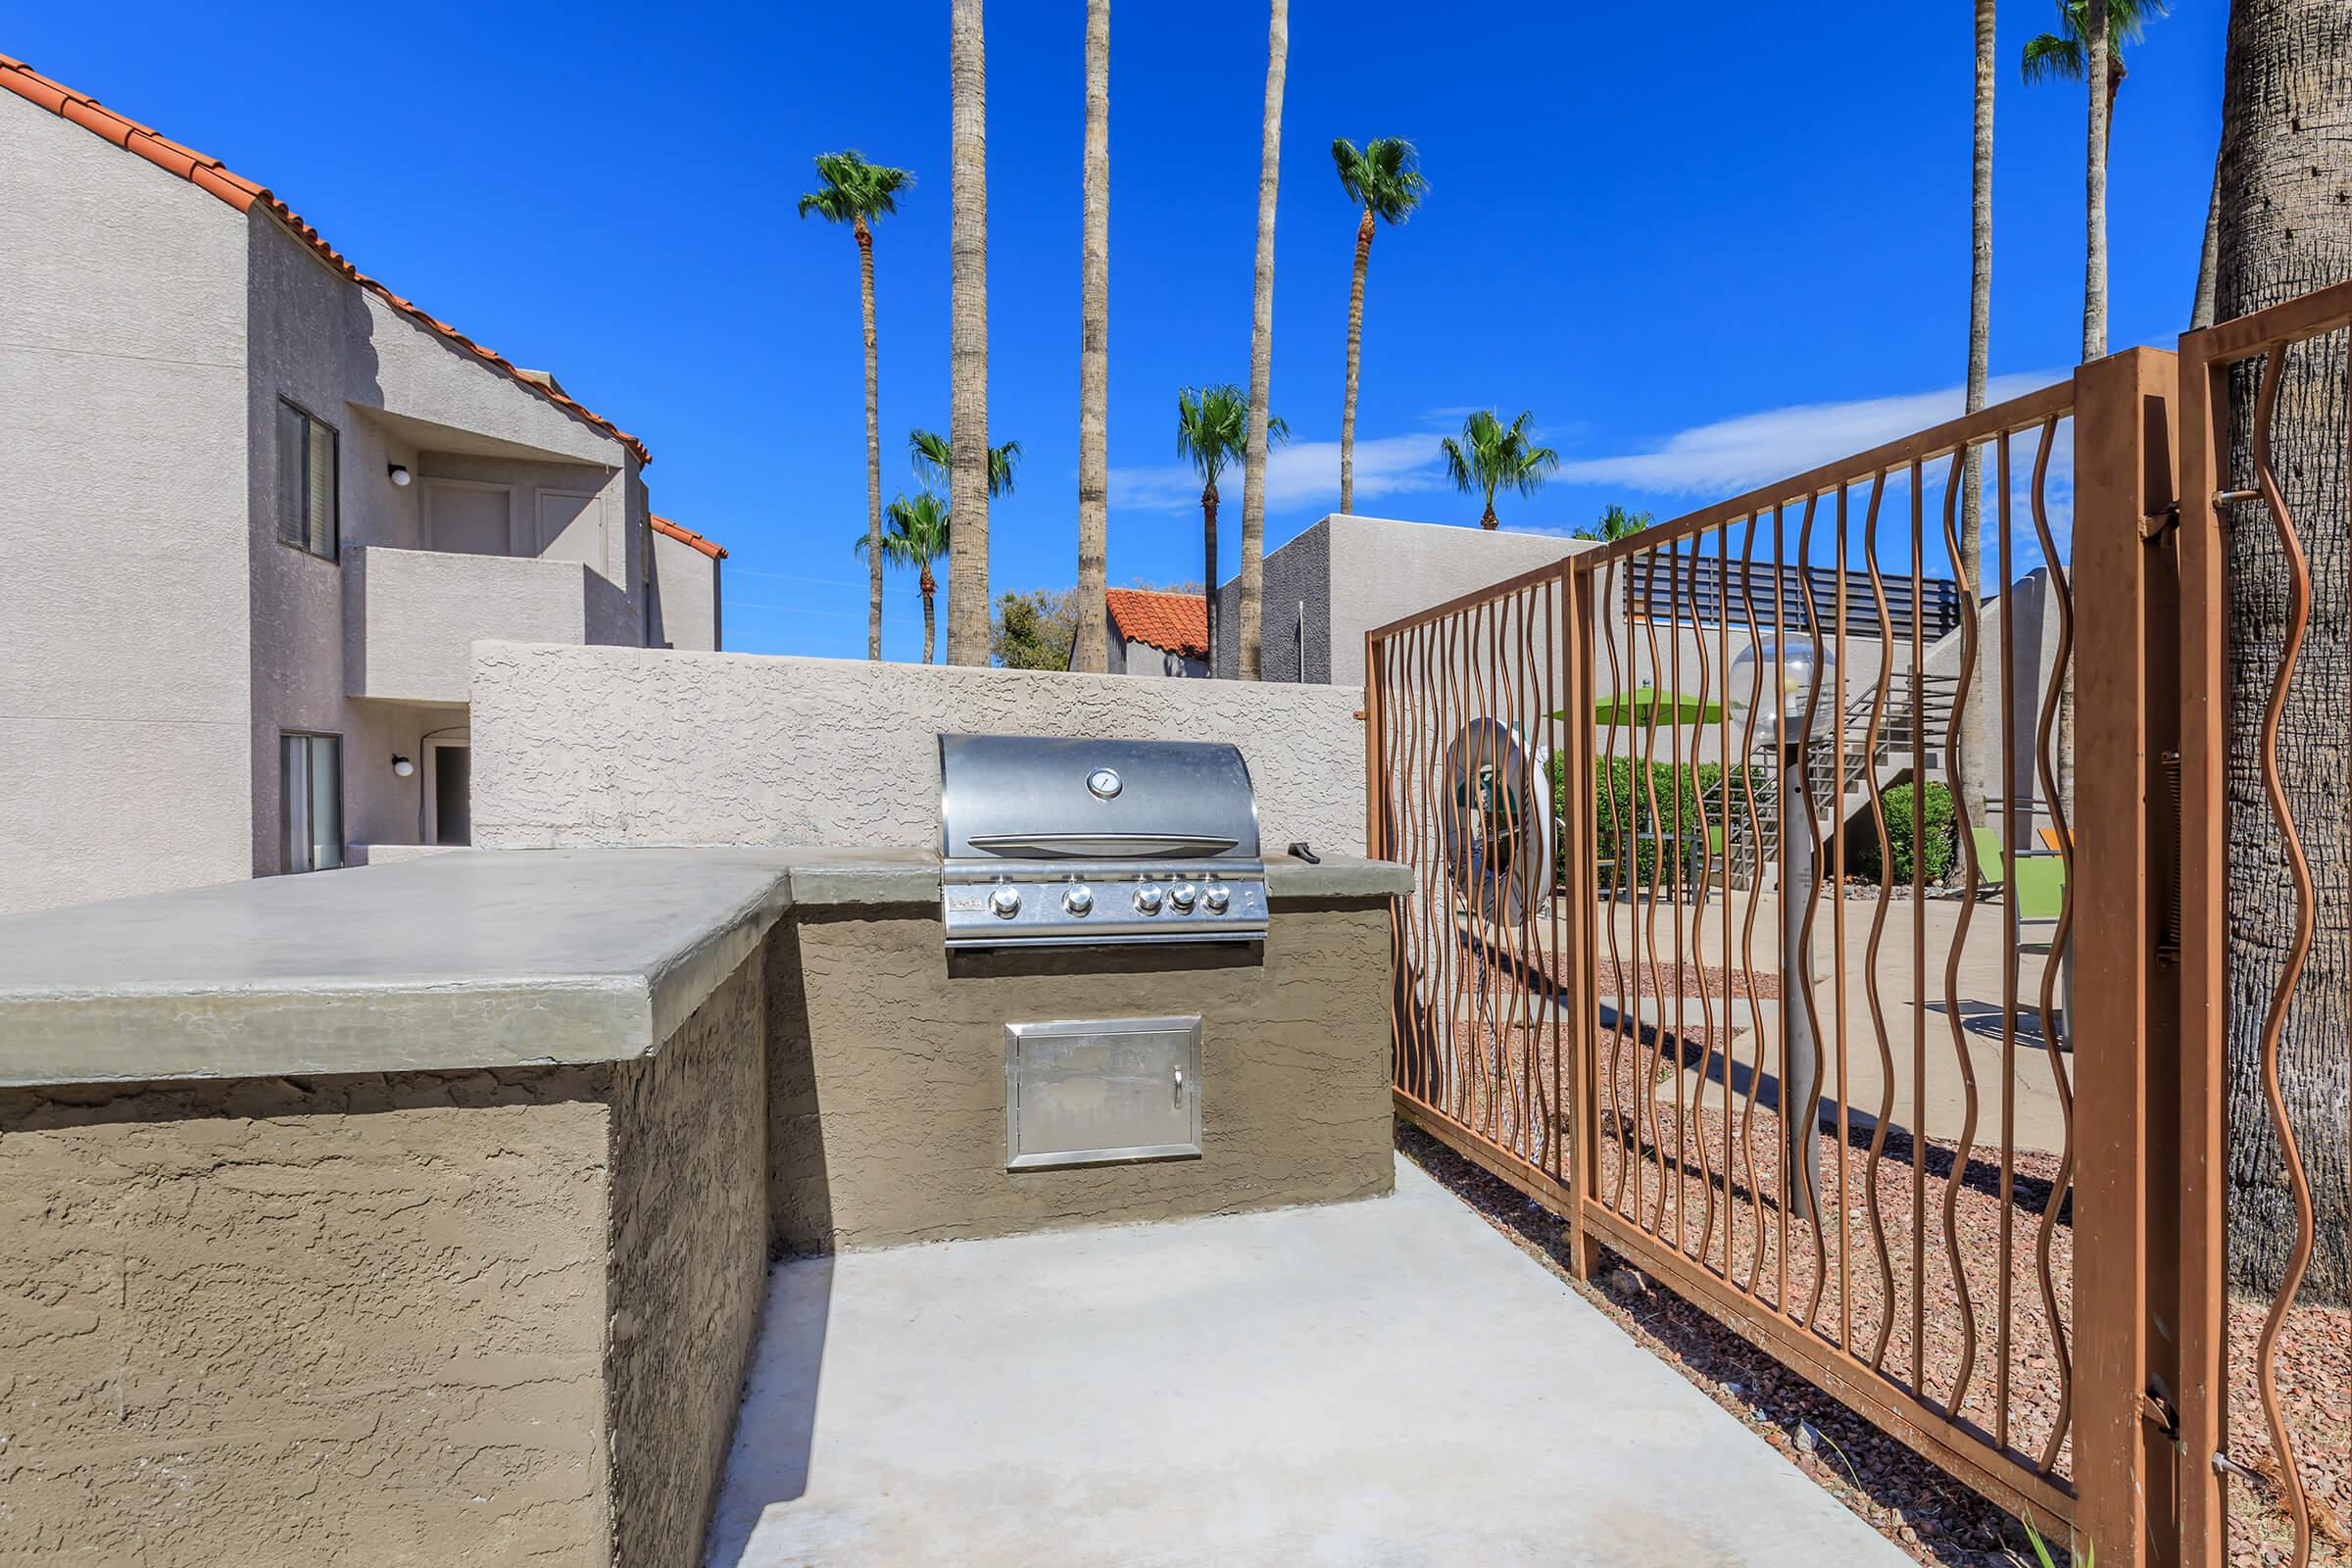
649, 528, 720, 653
355, 547, 598, 704
766, 901, 1396, 1252
468, 644, 1371, 857
0, 954, 765, 1567
0, 90, 256, 915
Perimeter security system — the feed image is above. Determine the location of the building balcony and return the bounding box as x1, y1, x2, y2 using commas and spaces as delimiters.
352, 545, 630, 704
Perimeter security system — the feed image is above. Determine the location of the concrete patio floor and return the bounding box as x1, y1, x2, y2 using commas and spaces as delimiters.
703, 1156, 1909, 1567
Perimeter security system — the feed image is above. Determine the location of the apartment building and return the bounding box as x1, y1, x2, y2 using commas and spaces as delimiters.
0, 56, 722, 914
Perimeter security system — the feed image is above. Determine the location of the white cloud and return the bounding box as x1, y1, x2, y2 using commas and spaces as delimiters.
1555, 371, 2066, 498
1110, 430, 1450, 514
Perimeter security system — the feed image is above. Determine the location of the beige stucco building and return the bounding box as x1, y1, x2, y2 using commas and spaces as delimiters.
0, 55, 724, 916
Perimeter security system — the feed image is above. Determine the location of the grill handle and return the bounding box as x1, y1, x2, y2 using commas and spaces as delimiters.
963, 832, 1241, 859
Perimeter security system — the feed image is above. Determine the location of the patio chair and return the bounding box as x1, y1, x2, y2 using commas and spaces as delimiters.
1968, 825, 2065, 920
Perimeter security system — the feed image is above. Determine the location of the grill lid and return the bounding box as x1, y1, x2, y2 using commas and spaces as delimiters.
938, 735, 1259, 863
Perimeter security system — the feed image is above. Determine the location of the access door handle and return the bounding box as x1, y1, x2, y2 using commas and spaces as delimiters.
1173, 1066, 1185, 1108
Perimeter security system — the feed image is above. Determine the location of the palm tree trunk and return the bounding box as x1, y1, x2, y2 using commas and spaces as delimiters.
946, 0, 992, 665
1072, 0, 1111, 673
2082, 0, 2109, 363
920, 571, 937, 664
2216, 0, 2352, 1305
1201, 480, 1220, 670
858, 218, 884, 660
1480, 492, 1497, 530
1237, 0, 1288, 682
1956, 0, 1995, 843
2191, 146, 2222, 329
1340, 207, 1373, 515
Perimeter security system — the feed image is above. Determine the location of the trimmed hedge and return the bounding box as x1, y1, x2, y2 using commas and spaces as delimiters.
1846, 780, 1958, 885
1549, 754, 1757, 892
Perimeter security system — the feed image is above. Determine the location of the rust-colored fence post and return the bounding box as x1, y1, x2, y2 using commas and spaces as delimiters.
2071, 347, 2183, 1568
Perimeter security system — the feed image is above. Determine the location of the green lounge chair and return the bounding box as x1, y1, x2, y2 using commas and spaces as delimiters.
1968, 825, 2065, 920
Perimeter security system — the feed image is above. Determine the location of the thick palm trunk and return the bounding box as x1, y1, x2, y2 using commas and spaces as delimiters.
1479, 495, 1497, 530
1956, 0, 1995, 835
1339, 208, 1373, 515
1072, 0, 1111, 673
1237, 0, 1288, 682
946, 0, 992, 664
2082, 1, 2109, 363
919, 570, 937, 664
858, 220, 884, 660
2216, 0, 2352, 1305
1201, 481, 1220, 669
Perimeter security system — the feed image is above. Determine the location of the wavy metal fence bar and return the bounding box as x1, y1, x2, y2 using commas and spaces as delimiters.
2176, 279, 2352, 1568
1369, 349, 2205, 1564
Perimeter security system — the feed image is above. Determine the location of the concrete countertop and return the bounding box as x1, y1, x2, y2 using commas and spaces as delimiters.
0, 847, 1410, 1090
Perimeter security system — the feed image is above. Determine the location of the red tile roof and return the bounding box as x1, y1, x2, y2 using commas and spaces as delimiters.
1104, 588, 1208, 660
651, 514, 727, 561
0, 53, 652, 466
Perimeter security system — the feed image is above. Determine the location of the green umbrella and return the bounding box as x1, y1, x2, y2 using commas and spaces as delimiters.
1566, 685, 1724, 728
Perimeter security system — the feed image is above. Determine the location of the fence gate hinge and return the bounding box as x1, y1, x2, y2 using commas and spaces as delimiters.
2140, 1387, 2180, 1438
2139, 499, 2181, 542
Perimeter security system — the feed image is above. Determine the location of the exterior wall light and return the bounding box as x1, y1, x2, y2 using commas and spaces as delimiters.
387, 464, 413, 486
391, 755, 416, 777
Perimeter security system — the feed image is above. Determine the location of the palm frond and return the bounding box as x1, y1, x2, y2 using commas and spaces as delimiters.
800, 149, 915, 225
1441, 435, 1473, 492
1333, 134, 1429, 224
1176, 383, 1252, 482
909, 428, 952, 490
2020, 29, 2084, 83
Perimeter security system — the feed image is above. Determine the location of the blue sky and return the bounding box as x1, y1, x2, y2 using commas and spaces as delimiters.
6, 2, 2226, 659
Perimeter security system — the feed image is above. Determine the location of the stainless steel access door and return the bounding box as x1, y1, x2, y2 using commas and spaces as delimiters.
1004, 1016, 1202, 1170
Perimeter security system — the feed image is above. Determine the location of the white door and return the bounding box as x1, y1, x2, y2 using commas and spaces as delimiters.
535, 490, 600, 567
424, 481, 512, 556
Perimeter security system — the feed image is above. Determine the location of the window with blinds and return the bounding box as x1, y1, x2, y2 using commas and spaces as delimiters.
279, 732, 344, 874
275, 399, 339, 559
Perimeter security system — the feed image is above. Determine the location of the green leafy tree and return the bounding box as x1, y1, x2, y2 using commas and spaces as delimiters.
1331, 136, 1429, 514
1575, 504, 1650, 543
1441, 410, 1559, 530
909, 428, 1023, 497
853, 492, 951, 663
1177, 384, 1288, 671
991, 587, 1080, 670
799, 150, 914, 660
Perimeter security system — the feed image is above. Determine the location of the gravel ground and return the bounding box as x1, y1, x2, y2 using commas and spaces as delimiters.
1398, 1015, 2350, 1567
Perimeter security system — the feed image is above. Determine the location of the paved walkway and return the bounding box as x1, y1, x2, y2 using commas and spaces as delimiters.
704, 1157, 1908, 1567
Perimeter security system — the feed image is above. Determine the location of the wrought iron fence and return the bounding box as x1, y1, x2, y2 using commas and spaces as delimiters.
1366, 324, 2352, 1566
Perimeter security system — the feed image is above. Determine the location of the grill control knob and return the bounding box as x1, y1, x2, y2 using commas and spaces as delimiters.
1170, 883, 1199, 911
1061, 884, 1095, 916
1133, 885, 1165, 915
989, 885, 1023, 918
1202, 883, 1231, 913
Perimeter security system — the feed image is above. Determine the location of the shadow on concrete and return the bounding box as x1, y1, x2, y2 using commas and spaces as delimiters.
700, 1253, 835, 1568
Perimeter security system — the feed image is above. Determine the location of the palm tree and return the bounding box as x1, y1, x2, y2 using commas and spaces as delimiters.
799, 150, 914, 661
1237, 0, 1289, 681
946, 0, 991, 665
909, 428, 1022, 497
1074, 0, 1112, 673
1178, 384, 1288, 673
2021, 0, 2170, 361
1331, 136, 1429, 516
1574, 504, 1649, 543
2215, 0, 2352, 1306
1957, 0, 1997, 847
1441, 410, 1559, 530
854, 493, 953, 663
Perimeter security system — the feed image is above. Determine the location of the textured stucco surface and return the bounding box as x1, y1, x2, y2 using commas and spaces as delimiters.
0, 88, 255, 916
469, 644, 1370, 857
766, 901, 1396, 1252
354, 545, 596, 704
607, 952, 766, 1568
0, 1068, 614, 1566
0, 951, 769, 1567
650, 527, 720, 653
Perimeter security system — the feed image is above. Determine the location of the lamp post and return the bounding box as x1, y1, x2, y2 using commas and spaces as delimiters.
1729, 636, 1831, 1227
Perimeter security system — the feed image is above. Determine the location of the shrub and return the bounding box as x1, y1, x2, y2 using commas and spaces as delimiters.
1847, 780, 1957, 886
1548, 753, 1756, 893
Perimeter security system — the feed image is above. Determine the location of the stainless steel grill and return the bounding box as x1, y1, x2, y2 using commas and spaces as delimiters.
938, 734, 1269, 949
